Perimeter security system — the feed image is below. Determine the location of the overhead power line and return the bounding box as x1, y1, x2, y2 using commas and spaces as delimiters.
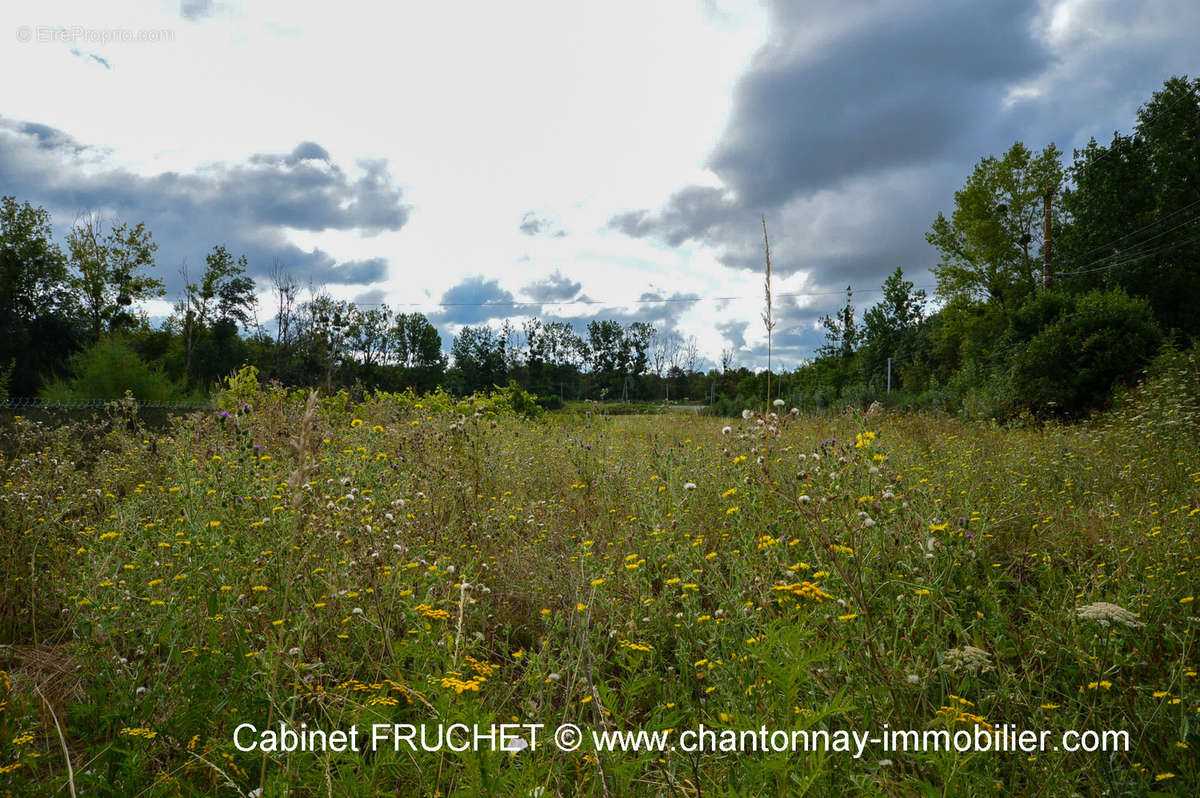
345, 283, 938, 311
1064, 197, 1200, 265
1054, 228, 1200, 279
1054, 211, 1200, 278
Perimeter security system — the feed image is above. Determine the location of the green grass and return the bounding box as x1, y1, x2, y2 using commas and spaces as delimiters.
1, 373, 1197, 795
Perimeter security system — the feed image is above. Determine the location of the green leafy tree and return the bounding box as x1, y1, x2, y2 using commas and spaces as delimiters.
928, 141, 1064, 305
0, 196, 79, 396
586, 320, 626, 375
818, 287, 858, 360
201, 245, 256, 328
390, 312, 445, 369
299, 293, 351, 392
346, 304, 392, 378
388, 312, 445, 391
176, 246, 257, 382
1058, 76, 1200, 338
451, 325, 505, 394
67, 214, 163, 341
624, 321, 655, 379
524, 318, 584, 398
861, 268, 926, 390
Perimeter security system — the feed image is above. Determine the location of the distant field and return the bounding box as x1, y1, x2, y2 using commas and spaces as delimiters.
1, 377, 1197, 795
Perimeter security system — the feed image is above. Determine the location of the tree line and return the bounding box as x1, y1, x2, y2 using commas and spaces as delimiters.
1, 77, 1196, 417
781, 76, 1199, 417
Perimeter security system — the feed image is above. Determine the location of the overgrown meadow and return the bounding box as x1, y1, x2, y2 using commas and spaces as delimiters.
2, 355, 1198, 797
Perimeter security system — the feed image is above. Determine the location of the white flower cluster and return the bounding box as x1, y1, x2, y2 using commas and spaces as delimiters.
1075, 601, 1143, 628
940, 645, 994, 674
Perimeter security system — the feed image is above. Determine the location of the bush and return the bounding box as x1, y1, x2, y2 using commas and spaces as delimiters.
39, 336, 191, 403
473, 381, 543, 419
1007, 289, 1162, 416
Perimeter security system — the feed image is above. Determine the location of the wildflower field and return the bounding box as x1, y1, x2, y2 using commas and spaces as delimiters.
2, 360, 1199, 797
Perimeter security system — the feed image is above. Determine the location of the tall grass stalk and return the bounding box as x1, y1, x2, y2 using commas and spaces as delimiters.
761, 216, 775, 414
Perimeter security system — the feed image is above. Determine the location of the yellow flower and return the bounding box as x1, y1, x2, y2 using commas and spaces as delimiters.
350, 418, 364, 427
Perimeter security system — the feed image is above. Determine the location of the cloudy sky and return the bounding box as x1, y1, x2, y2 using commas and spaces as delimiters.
2, 0, 1196, 368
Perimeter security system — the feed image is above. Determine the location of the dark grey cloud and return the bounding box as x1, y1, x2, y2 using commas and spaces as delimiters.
997, 1, 1200, 158
608, 0, 1197, 368
329, 258, 388, 285
352, 287, 388, 306
0, 118, 408, 295
713, 0, 1047, 209
610, 186, 750, 248
519, 211, 566, 238
548, 291, 700, 337
428, 276, 522, 327
519, 212, 546, 235
522, 270, 582, 302
16, 122, 87, 153
610, 1, 1196, 345
181, 0, 216, 20
716, 319, 748, 349
610, 0, 1052, 286
726, 294, 835, 369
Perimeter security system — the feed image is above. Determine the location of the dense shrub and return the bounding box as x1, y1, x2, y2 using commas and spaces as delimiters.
1006, 289, 1161, 416
38, 335, 191, 402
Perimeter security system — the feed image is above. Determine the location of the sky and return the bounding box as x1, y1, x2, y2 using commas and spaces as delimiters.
1, 0, 1196, 369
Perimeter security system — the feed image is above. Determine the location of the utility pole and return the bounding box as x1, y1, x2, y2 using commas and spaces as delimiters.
887, 357, 892, 394
1042, 186, 1055, 290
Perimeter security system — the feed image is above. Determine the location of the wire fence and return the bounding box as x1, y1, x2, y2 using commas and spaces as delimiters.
1, 398, 214, 410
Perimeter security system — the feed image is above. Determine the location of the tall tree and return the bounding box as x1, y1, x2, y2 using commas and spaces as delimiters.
586, 320, 626, 374
176, 246, 257, 382
927, 141, 1064, 306
269, 259, 299, 377
301, 292, 351, 392
346, 304, 392, 373
863, 268, 926, 351
1058, 76, 1200, 338
67, 214, 163, 341
818, 287, 858, 360
390, 312, 445, 370
451, 325, 504, 393
624, 321, 655, 379
0, 197, 77, 395
861, 268, 927, 390
201, 245, 256, 328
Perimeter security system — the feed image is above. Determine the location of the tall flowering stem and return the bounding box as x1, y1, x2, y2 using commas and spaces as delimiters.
761, 216, 775, 414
